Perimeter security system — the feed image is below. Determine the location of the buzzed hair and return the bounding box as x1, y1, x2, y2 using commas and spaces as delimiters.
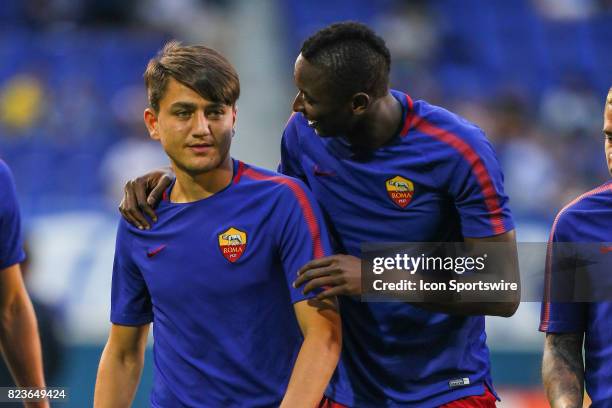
144, 41, 240, 112
300, 21, 391, 99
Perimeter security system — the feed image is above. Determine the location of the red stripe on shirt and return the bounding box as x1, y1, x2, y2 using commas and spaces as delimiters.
415, 118, 506, 235
400, 94, 414, 137
233, 160, 245, 184
242, 167, 325, 258
540, 182, 612, 331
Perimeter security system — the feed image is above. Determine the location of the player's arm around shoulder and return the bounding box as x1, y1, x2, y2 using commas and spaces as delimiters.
94, 323, 150, 408
281, 297, 341, 408
542, 332, 584, 408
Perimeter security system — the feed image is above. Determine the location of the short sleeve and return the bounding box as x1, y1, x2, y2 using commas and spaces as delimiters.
276, 178, 333, 304
539, 213, 587, 333
443, 129, 514, 237
0, 161, 25, 270
110, 219, 153, 325
278, 113, 308, 184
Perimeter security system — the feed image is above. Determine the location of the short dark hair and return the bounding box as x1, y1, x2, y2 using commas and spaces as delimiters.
144, 41, 240, 112
301, 21, 391, 98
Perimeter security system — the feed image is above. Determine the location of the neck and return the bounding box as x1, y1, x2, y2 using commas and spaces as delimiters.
170, 156, 234, 203
346, 92, 403, 150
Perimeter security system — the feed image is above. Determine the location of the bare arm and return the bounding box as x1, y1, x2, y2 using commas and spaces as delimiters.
94, 324, 150, 408
542, 332, 584, 408
414, 230, 520, 317
119, 167, 174, 230
413, 230, 520, 317
0, 263, 48, 408
295, 230, 520, 317
280, 298, 341, 408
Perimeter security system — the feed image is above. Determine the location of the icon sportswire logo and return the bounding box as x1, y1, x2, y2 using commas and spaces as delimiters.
147, 244, 167, 258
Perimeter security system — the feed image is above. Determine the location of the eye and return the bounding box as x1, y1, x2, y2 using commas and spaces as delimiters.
175, 110, 192, 118
207, 107, 226, 119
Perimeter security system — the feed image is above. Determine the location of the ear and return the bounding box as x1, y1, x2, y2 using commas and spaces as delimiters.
144, 108, 160, 140
232, 105, 237, 126
351, 93, 370, 115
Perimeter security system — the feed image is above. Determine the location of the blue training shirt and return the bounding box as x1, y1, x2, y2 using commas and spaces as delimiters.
111, 159, 333, 408
279, 90, 514, 407
0, 160, 25, 270
540, 180, 612, 407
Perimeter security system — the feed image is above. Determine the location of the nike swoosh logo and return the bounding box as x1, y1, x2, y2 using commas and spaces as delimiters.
147, 245, 167, 258
313, 165, 335, 177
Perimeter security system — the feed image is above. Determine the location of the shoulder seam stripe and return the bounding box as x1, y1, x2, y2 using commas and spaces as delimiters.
400, 94, 414, 137
540, 182, 612, 331
414, 116, 506, 235
233, 160, 245, 184
242, 168, 324, 259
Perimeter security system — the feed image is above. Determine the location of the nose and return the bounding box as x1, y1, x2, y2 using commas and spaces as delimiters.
192, 110, 211, 137
292, 91, 304, 113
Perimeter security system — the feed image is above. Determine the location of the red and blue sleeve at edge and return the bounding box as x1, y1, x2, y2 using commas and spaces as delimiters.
411, 115, 514, 238
539, 184, 612, 333
241, 166, 333, 303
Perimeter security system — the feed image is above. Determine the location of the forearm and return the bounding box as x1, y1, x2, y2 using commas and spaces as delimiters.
413, 300, 518, 317
409, 235, 520, 316
0, 295, 48, 408
542, 333, 584, 408
280, 329, 341, 408
94, 343, 145, 408
0, 293, 46, 384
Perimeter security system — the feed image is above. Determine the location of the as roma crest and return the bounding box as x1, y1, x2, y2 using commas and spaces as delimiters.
218, 227, 247, 263
386, 176, 414, 208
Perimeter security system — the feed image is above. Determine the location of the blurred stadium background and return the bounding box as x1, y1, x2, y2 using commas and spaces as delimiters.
0, 0, 610, 406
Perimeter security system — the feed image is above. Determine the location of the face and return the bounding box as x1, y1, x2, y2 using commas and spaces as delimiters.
144, 78, 236, 176
604, 90, 612, 176
292, 54, 354, 136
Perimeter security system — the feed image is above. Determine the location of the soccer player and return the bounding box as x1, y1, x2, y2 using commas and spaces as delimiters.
119, 23, 519, 407
0, 160, 48, 408
93, 42, 341, 408
540, 88, 612, 407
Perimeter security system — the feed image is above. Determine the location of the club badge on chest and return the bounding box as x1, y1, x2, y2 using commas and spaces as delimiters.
386, 176, 414, 209
218, 227, 248, 263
